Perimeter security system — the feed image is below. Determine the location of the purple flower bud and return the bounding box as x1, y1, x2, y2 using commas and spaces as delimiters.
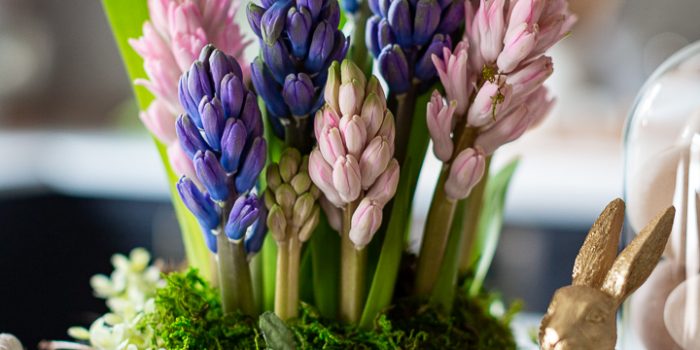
378, 45, 410, 93
225, 195, 261, 241
437, 1, 464, 34
178, 75, 199, 126
287, 7, 312, 57
209, 49, 243, 94
245, 206, 267, 254
328, 31, 350, 65
199, 97, 225, 151
176, 114, 210, 158
368, 0, 381, 16
194, 150, 230, 201
298, 0, 323, 20
220, 118, 248, 173
415, 33, 451, 81
377, 19, 395, 52
378, 0, 390, 17
202, 226, 217, 253
324, 1, 341, 29
235, 137, 267, 193
366, 16, 381, 57
305, 21, 335, 72
246, 3, 265, 38
198, 44, 215, 63
250, 57, 290, 118
185, 62, 214, 125
261, 0, 292, 45
388, 0, 412, 46
413, 0, 441, 46
220, 73, 245, 119
240, 92, 264, 140
262, 39, 295, 84
282, 73, 315, 116
177, 177, 220, 230
262, 0, 277, 9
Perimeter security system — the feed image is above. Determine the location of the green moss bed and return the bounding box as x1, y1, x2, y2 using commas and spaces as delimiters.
140, 269, 518, 349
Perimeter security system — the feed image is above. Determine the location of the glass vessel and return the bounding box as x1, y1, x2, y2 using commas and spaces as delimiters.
623, 41, 700, 350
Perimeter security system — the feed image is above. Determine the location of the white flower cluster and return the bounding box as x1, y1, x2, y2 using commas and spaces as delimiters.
68, 248, 163, 350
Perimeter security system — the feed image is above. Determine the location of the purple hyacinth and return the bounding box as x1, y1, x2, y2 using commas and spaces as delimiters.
367, 0, 464, 93
176, 45, 267, 254
247, 0, 349, 139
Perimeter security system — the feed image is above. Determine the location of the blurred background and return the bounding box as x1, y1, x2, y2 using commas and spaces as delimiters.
0, 0, 698, 346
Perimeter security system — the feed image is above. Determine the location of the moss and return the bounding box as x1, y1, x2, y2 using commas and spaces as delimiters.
143, 269, 516, 349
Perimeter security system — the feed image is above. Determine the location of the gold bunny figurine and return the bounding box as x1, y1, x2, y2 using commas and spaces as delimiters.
539, 198, 675, 350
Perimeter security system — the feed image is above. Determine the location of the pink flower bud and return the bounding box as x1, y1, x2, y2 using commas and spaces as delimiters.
309, 149, 344, 207
497, 22, 538, 73
467, 78, 512, 127
319, 195, 342, 231
339, 80, 365, 117
376, 111, 396, 150
314, 108, 340, 141
140, 100, 177, 144
325, 61, 341, 114
475, 0, 506, 63
475, 105, 530, 155
332, 155, 362, 203
361, 92, 386, 139
366, 159, 399, 206
349, 198, 383, 249
318, 126, 346, 164
508, 0, 544, 29
506, 55, 553, 99
444, 147, 486, 200
533, 1, 576, 54
359, 136, 392, 189
339, 115, 367, 158
168, 143, 197, 181
431, 41, 471, 116
526, 86, 555, 128
426, 91, 456, 162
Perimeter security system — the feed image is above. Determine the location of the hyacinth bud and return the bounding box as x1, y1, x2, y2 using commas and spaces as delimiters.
332, 155, 362, 203
220, 73, 245, 119
247, 3, 265, 37
388, 0, 412, 46
262, 40, 295, 84
349, 198, 383, 249
340, 115, 368, 158
413, 0, 441, 46
415, 33, 452, 81
245, 210, 268, 255
444, 147, 486, 200
365, 159, 400, 206
176, 114, 210, 158
292, 193, 316, 227
287, 7, 313, 57
279, 148, 302, 182
251, 57, 290, 118
225, 195, 262, 241
437, 0, 464, 34
266, 164, 283, 191
220, 118, 247, 173
139, 100, 176, 144
432, 41, 470, 116
261, 0, 292, 45
508, 0, 544, 30
177, 177, 220, 230
526, 86, 555, 128
208, 50, 244, 94
180, 62, 214, 126
324, 61, 341, 114
235, 137, 267, 193
299, 0, 323, 19
168, 143, 197, 181
0, 333, 23, 350
306, 21, 336, 72
283, 73, 315, 116
339, 80, 366, 118
377, 19, 395, 54
275, 183, 297, 219
476, 105, 530, 155
298, 205, 321, 242
467, 78, 512, 127
309, 149, 343, 207
199, 97, 225, 151
497, 22, 538, 73
474, 0, 506, 63
201, 226, 217, 253
506, 55, 553, 99
318, 126, 346, 164
378, 45, 410, 93
194, 150, 230, 202
267, 204, 287, 241
426, 91, 456, 162
359, 136, 392, 189
361, 92, 386, 139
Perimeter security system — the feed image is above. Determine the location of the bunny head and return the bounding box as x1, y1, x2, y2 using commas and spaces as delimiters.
539, 198, 675, 350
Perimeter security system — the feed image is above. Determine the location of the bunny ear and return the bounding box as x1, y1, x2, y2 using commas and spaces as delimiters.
601, 206, 675, 304
572, 198, 625, 288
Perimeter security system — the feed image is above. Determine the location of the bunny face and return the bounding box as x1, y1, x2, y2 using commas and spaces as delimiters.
539, 286, 617, 350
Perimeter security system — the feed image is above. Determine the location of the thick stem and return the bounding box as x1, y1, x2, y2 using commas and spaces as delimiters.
217, 233, 239, 314
283, 116, 311, 153
287, 235, 302, 319
348, 1, 372, 76
389, 84, 418, 166
340, 200, 366, 324
457, 158, 491, 274
274, 240, 290, 319
414, 126, 478, 296
231, 240, 257, 316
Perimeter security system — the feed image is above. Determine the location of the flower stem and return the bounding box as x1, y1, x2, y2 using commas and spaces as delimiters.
340, 200, 365, 324
231, 240, 257, 316
389, 83, 419, 166
217, 233, 238, 314
287, 235, 302, 319
274, 239, 290, 319
414, 126, 477, 296
457, 158, 491, 275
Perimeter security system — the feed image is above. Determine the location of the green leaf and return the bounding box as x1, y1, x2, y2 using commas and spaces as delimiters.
468, 158, 520, 296
259, 311, 297, 350
101, 0, 212, 280
310, 215, 340, 318
359, 89, 432, 329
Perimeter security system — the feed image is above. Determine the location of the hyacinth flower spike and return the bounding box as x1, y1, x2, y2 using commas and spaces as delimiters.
176, 46, 267, 316
365, 0, 465, 164
309, 59, 399, 324
247, 0, 349, 151
264, 148, 321, 320
414, 0, 574, 297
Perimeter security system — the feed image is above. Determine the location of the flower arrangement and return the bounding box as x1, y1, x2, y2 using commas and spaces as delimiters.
28, 0, 575, 348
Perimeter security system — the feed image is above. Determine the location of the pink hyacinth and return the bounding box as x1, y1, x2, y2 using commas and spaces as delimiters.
129, 0, 250, 176
309, 60, 399, 249
427, 0, 574, 199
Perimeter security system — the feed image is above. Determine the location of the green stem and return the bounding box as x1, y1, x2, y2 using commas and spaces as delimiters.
217, 233, 238, 314
414, 126, 477, 296
287, 235, 302, 319
389, 83, 419, 166
348, 1, 372, 76
274, 240, 290, 319
340, 201, 365, 324
232, 240, 257, 316
458, 158, 491, 275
